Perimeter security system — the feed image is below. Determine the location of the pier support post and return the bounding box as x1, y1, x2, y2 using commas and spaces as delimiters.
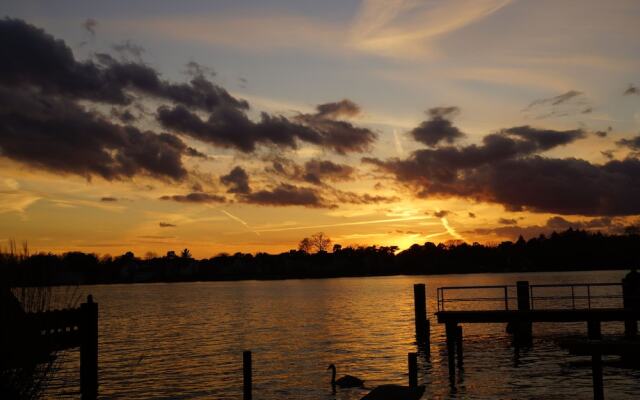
414, 284, 430, 352
587, 320, 602, 340
622, 275, 639, 339
445, 322, 457, 385
515, 281, 533, 344
80, 295, 98, 400
408, 352, 418, 388
243, 351, 252, 400
591, 351, 604, 400
624, 320, 637, 339
455, 326, 464, 368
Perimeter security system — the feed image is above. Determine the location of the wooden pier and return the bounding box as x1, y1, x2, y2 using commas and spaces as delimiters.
424, 279, 640, 398
4, 294, 99, 399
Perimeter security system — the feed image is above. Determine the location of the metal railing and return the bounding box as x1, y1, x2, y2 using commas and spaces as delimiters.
437, 285, 516, 312
529, 283, 622, 310
437, 283, 623, 312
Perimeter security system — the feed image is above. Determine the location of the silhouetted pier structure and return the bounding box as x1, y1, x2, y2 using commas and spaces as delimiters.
5, 295, 99, 399
424, 278, 640, 397
559, 337, 640, 400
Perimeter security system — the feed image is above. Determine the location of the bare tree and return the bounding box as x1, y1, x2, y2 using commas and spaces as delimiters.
298, 237, 312, 253
310, 232, 331, 253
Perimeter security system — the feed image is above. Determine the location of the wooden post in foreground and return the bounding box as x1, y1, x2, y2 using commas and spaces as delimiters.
592, 351, 604, 400
243, 350, 252, 400
408, 352, 418, 388
456, 326, 464, 368
587, 320, 602, 340
515, 281, 533, 343
80, 295, 98, 400
445, 322, 457, 386
414, 284, 429, 349
622, 276, 638, 339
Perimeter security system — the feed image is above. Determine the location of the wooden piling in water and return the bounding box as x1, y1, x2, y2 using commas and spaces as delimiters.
587, 320, 601, 340
515, 281, 533, 342
591, 351, 604, 400
243, 351, 252, 400
516, 281, 530, 312
445, 322, 457, 385
455, 326, 463, 368
80, 295, 98, 400
408, 352, 418, 388
622, 276, 638, 339
414, 284, 430, 350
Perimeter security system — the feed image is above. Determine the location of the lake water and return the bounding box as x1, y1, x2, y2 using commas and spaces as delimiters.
46, 270, 640, 399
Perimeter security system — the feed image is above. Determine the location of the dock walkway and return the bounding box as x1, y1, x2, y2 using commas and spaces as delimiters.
412, 279, 640, 399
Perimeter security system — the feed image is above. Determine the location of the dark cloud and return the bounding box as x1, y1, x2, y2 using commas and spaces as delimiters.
526, 90, 583, 109
112, 40, 145, 61
365, 125, 585, 185
617, 135, 640, 151
158, 97, 376, 154
267, 157, 355, 185
469, 216, 621, 239
0, 88, 190, 180
185, 61, 215, 78
366, 117, 640, 215
498, 218, 517, 225
502, 126, 585, 150
301, 159, 354, 184
0, 18, 251, 181
110, 108, 137, 124
410, 106, 464, 147
0, 18, 247, 111
524, 90, 590, 120
157, 105, 315, 152
314, 99, 360, 119
83, 18, 97, 36
100, 197, 117, 202
594, 126, 612, 138
220, 166, 251, 194
159, 192, 226, 203
601, 150, 615, 160
159, 222, 176, 227
546, 216, 614, 230
293, 102, 377, 154
433, 210, 450, 218
624, 84, 639, 96
0, 17, 376, 191
331, 189, 398, 205
243, 184, 330, 208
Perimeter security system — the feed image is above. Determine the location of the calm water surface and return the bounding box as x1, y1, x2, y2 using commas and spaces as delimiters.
46, 270, 640, 399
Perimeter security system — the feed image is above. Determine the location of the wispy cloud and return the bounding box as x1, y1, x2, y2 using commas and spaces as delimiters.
348, 0, 511, 58
0, 192, 40, 215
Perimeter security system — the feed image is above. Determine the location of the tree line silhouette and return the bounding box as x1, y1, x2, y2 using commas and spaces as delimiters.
2, 228, 639, 286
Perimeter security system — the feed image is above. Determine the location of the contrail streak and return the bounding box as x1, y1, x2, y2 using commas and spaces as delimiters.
254, 216, 437, 233
221, 210, 260, 236
441, 217, 465, 241
423, 230, 449, 239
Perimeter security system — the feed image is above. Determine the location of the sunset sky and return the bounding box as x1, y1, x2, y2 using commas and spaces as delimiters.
1, 0, 639, 257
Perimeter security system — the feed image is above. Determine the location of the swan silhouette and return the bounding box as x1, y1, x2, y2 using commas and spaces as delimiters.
328, 364, 364, 388
360, 384, 425, 399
